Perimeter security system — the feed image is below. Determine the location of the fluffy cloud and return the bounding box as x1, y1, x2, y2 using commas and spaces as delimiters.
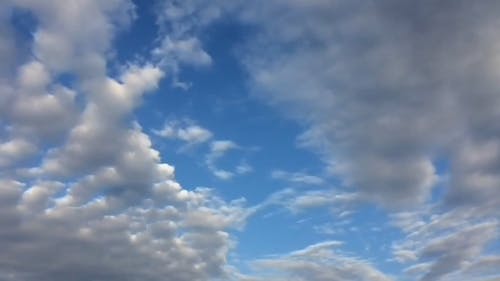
0, 1, 247, 281
178, 0, 499, 211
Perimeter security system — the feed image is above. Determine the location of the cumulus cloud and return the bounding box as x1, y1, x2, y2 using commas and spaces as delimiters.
0, 1, 248, 281
151, 0, 500, 208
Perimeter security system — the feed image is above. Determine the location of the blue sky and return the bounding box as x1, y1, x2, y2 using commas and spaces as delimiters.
1, 1, 500, 281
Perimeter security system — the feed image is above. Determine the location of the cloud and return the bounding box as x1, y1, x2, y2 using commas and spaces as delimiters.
149, 0, 500, 210
0, 1, 249, 281
185, 0, 500, 212
4, 1, 500, 281
253, 187, 359, 217
242, 241, 393, 281
205, 140, 239, 180
271, 170, 324, 186
391, 206, 500, 281
151, 2, 500, 279
154, 118, 252, 180
153, 120, 213, 145
236, 162, 253, 175
0, 138, 37, 168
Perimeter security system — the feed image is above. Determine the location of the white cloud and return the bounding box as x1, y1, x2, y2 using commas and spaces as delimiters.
205, 140, 239, 180
271, 170, 324, 186
155, 119, 252, 180
208, 0, 500, 212
0, 138, 37, 168
153, 36, 212, 67
243, 241, 393, 281
0, 2, 249, 281
153, 120, 213, 145
236, 162, 253, 175
253, 187, 359, 217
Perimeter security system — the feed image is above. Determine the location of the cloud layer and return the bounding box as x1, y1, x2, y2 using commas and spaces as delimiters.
1, 1, 500, 281
0, 1, 246, 281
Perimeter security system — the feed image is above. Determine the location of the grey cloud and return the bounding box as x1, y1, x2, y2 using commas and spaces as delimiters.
419, 222, 498, 281
392, 206, 499, 281
0, 1, 249, 281
227, 0, 500, 210
205, 140, 239, 180
103, 1, 500, 280
245, 241, 393, 281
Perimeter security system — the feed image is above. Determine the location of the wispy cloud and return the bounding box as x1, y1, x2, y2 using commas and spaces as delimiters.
271, 169, 324, 186
153, 119, 213, 146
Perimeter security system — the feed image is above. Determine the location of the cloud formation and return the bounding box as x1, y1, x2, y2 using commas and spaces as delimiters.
0, 1, 246, 281
152, 1, 500, 279
240, 241, 393, 281
2, 1, 500, 281
154, 119, 214, 145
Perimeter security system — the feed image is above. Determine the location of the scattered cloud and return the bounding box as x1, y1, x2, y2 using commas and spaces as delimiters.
197, 0, 500, 212
0, 1, 248, 281
153, 120, 213, 146
391, 206, 500, 281
241, 241, 393, 281
3, 1, 500, 281
271, 169, 324, 186
205, 140, 242, 180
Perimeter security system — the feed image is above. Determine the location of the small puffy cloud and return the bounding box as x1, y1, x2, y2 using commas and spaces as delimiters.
205, 140, 240, 180
0, 138, 37, 168
0, 2, 247, 281
210, 140, 238, 155
236, 162, 253, 175
153, 120, 213, 145
223, 0, 500, 212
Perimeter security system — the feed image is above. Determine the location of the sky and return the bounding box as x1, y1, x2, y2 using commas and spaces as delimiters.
0, 0, 500, 281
